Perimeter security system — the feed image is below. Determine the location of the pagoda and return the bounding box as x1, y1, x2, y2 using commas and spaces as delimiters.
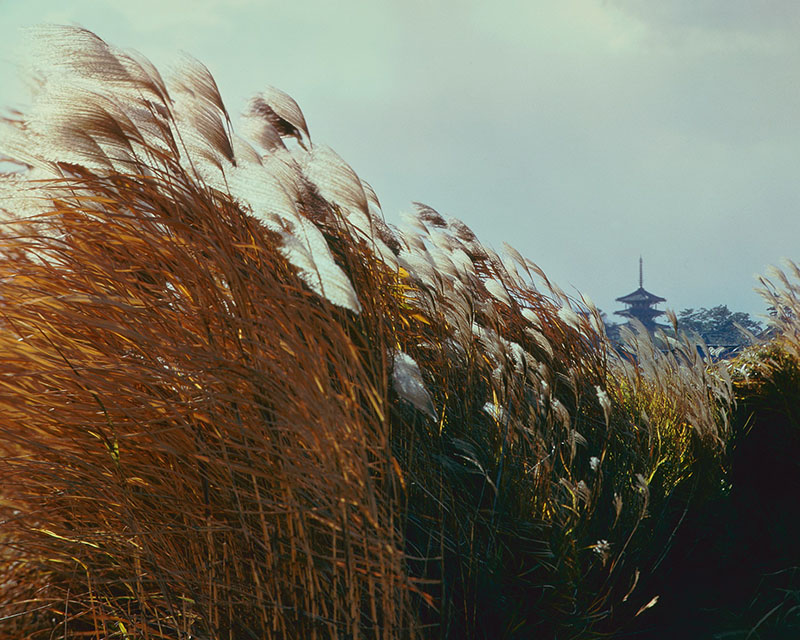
615, 257, 666, 331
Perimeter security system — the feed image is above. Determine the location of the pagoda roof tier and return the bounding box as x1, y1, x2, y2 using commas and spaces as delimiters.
614, 307, 665, 320
615, 286, 666, 305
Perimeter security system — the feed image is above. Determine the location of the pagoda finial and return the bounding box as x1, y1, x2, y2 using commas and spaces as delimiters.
639, 255, 643, 288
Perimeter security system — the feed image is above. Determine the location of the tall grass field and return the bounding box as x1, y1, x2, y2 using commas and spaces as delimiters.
1, 26, 798, 639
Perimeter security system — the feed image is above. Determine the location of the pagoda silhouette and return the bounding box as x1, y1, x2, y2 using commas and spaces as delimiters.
615, 257, 666, 332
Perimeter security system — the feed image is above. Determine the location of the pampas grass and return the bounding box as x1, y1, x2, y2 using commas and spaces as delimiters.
0, 25, 755, 639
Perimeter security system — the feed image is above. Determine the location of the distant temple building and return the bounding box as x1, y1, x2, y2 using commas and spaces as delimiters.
615, 257, 666, 332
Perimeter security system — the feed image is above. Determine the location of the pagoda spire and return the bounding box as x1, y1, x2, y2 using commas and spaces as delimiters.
639, 255, 643, 288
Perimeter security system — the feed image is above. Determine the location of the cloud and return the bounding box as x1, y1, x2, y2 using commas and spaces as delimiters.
609, 0, 800, 54
611, 0, 800, 34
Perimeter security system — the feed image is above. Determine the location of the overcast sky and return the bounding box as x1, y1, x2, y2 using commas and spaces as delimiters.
2, 0, 799, 320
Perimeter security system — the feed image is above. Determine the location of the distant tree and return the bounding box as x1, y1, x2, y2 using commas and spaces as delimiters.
678, 305, 763, 346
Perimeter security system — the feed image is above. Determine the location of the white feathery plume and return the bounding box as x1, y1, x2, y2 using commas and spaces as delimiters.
169, 53, 231, 127
397, 249, 438, 292
230, 133, 264, 166
398, 210, 429, 236
239, 97, 287, 153
440, 284, 474, 343
248, 86, 310, 147
447, 216, 488, 260
449, 247, 477, 278
175, 101, 352, 316
427, 228, 456, 253
526, 328, 554, 360
392, 351, 437, 419
499, 253, 527, 289
21, 27, 174, 155
301, 144, 369, 221
369, 237, 400, 272
472, 323, 504, 368
397, 227, 427, 253
260, 149, 308, 202
474, 294, 501, 326
223, 157, 362, 313
484, 278, 513, 308
22, 25, 134, 91
521, 308, 543, 330
225, 158, 299, 231
26, 83, 141, 173
426, 245, 459, 282
0, 169, 54, 222
413, 202, 447, 229
589, 309, 606, 337
361, 179, 382, 218
167, 75, 233, 176
557, 306, 582, 332
504, 340, 531, 377
595, 386, 612, 427
371, 216, 401, 256
551, 398, 571, 429
0, 119, 51, 172
503, 241, 532, 278
447, 216, 478, 243
299, 144, 400, 272
482, 402, 506, 423
116, 48, 171, 105
278, 216, 362, 313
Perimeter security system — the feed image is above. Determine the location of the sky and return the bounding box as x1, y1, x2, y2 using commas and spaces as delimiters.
2, 0, 799, 321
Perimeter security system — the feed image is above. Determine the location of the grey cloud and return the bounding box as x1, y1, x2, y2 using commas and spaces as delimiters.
610, 0, 800, 37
